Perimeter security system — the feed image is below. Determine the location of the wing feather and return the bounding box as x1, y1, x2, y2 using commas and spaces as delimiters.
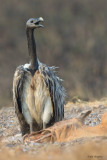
13, 65, 25, 113
13, 65, 30, 135
39, 63, 65, 122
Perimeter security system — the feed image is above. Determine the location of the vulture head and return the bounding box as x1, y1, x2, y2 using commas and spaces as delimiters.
26, 17, 44, 29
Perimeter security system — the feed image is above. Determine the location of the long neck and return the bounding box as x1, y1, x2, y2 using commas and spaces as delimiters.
26, 28, 38, 70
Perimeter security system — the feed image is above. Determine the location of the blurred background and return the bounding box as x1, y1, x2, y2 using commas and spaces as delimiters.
0, 0, 107, 107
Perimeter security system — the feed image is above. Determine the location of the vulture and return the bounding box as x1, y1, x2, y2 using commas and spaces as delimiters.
13, 17, 65, 136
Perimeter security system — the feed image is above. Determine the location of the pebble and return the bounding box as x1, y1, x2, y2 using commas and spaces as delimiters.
0, 104, 107, 155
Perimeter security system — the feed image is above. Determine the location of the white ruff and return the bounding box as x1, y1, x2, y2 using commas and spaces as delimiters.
23, 63, 30, 69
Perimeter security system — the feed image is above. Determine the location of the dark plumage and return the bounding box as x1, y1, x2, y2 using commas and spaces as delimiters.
13, 17, 65, 136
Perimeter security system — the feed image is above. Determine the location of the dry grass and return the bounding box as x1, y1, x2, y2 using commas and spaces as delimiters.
66, 98, 107, 108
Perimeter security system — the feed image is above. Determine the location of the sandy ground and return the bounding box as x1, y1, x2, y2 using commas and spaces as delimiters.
0, 99, 107, 160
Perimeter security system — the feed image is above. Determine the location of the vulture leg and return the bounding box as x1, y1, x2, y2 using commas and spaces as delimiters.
30, 123, 33, 133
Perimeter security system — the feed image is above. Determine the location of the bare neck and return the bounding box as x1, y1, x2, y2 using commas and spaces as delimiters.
26, 28, 38, 71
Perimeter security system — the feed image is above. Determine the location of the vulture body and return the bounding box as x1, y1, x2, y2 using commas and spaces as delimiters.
13, 17, 65, 136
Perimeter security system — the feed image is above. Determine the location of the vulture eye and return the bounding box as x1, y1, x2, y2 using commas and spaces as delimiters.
31, 20, 33, 23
